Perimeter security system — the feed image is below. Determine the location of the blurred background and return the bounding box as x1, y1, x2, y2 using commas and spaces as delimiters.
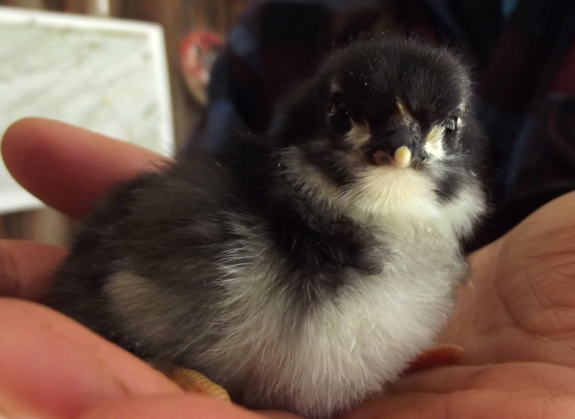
0, 0, 248, 244
1, 0, 574, 250
1, 0, 248, 145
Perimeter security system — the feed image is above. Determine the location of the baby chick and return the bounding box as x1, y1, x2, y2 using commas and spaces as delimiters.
48, 39, 488, 419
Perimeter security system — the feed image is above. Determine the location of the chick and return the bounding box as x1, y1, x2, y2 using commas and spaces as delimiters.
48, 39, 488, 419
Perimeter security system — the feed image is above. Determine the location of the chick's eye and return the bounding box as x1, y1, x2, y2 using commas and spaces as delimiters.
445, 117, 459, 134
330, 101, 352, 132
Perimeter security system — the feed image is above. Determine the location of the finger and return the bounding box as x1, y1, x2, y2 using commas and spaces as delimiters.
78, 395, 302, 419
345, 389, 575, 419
391, 362, 575, 395
498, 190, 575, 332
345, 363, 575, 419
2, 118, 169, 219
439, 190, 575, 365
0, 299, 181, 419
258, 411, 304, 419
507, 189, 575, 241
0, 239, 66, 298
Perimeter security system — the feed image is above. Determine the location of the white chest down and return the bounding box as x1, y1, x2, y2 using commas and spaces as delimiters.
206, 209, 471, 418
186, 160, 484, 418
104, 163, 483, 419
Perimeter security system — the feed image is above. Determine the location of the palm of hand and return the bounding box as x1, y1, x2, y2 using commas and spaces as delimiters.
445, 192, 575, 367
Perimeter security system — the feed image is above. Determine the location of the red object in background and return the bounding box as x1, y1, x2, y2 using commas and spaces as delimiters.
180, 30, 224, 105
552, 41, 575, 95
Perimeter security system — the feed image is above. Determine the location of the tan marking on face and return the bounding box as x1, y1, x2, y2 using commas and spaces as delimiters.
426, 125, 444, 143
394, 98, 417, 124
424, 125, 446, 159
344, 121, 371, 149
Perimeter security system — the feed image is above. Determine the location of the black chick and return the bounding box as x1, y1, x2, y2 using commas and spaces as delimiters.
48, 39, 488, 419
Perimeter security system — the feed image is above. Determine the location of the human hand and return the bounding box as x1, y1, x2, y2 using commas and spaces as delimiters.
3, 118, 575, 418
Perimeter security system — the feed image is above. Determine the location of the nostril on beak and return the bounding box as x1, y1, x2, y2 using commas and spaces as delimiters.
372, 99, 418, 168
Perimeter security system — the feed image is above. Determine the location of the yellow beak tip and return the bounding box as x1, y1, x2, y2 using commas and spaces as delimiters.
393, 146, 412, 168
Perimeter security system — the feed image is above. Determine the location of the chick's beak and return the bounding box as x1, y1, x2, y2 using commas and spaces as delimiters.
392, 146, 412, 168
369, 100, 419, 168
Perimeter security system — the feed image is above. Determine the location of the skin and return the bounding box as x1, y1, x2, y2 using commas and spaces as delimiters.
1, 117, 575, 418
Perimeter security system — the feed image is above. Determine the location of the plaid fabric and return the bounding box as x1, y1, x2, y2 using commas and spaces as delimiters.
187, 0, 575, 246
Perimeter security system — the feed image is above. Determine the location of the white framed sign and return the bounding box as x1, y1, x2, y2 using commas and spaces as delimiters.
0, 6, 174, 213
